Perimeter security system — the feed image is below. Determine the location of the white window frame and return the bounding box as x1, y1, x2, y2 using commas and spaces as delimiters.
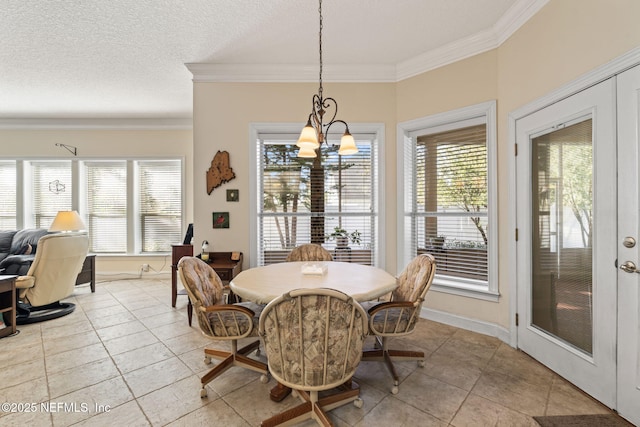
397, 100, 498, 300
249, 123, 386, 269
0, 160, 18, 229
2, 157, 184, 256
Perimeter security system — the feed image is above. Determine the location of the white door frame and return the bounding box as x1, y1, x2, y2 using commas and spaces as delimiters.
616, 64, 640, 425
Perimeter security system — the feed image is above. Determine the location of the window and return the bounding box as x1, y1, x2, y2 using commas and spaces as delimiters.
4, 158, 183, 255
85, 161, 127, 253
138, 160, 182, 252
30, 161, 73, 228
0, 161, 17, 229
399, 101, 498, 299
252, 124, 383, 267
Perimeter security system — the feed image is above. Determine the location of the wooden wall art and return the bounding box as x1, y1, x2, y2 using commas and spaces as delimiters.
206, 150, 236, 195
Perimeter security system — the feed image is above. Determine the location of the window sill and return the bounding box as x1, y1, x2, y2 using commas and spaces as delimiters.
431, 276, 500, 302
88, 253, 170, 258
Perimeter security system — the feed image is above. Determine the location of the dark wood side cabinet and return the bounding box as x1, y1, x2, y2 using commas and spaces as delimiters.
171, 244, 193, 308
75, 255, 96, 292
0, 275, 18, 339
203, 252, 243, 283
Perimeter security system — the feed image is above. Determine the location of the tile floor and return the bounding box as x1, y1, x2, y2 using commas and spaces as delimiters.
0, 277, 621, 426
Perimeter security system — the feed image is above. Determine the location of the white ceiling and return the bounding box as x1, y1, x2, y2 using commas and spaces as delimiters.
0, 0, 547, 121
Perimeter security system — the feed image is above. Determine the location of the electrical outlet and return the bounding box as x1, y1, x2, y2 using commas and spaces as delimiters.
141, 263, 150, 272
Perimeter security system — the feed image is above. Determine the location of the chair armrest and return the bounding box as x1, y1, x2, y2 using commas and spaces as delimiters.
15, 275, 35, 289
367, 300, 420, 336
367, 300, 414, 316
200, 304, 255, 317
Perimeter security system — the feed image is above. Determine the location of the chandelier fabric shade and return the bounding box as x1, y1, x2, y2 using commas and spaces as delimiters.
296, 0, 358, 159
298, 145, 318, 158
296, 119, 320, 149
338, 131, 358, 156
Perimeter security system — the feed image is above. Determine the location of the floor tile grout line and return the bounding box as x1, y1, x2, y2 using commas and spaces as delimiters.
446, 337, 502, 426
5, 278, 618, 426
61, 284, 159, 426
79, 282, 163, 426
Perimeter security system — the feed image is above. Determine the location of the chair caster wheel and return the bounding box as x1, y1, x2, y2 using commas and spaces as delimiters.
353, 398, 363, 408
260, 374, 269, 384
418, 360, 425, 368
391, 386, 399, 395
200, 388, 208, 398
204, 357, 212, 365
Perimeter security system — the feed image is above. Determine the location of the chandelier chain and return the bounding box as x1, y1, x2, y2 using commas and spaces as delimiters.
296, 0, 357, 158
318, 0, 323, 98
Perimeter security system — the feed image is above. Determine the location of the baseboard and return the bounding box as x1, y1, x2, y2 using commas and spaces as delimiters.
96, 271, 171, 281
420, 306, 511, 345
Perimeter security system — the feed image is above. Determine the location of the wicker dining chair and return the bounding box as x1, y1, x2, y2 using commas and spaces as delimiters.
361, 253, 436, 394
286, 243, 334, 262
259, 288, 368, 426
178, 256, 268, 398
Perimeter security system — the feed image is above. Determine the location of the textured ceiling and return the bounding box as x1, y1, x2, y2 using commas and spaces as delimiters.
0, 0, 546, 120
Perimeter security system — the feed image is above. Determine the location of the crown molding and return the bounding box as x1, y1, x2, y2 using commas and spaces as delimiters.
396, 0, 549, 80
185, 63, 397, 83
0, 118, 193, 130
187, 0, 549, 84
395, 28, 499, 81
494, 0, 550, 45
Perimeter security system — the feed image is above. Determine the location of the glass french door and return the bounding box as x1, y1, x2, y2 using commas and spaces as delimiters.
516, 78, 617, 408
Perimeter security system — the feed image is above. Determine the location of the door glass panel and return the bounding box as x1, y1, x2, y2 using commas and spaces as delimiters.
531, 119, 593, 355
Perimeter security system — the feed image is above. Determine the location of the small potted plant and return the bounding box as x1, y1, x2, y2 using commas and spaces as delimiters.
428, 236, 446, 250
327, 226, 361, 248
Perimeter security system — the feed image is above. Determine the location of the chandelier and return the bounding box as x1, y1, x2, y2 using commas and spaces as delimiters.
296, 0, 358, 158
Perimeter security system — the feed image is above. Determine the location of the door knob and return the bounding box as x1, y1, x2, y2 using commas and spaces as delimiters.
620, 261, 640, 274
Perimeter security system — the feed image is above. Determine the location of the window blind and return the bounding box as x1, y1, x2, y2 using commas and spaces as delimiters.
31, 161, 72, 229
85, 161, 127, 253
258, 135, 377, 265
414, 124, 488, 281
0, 161, 17, 229
138, 160, 182, 252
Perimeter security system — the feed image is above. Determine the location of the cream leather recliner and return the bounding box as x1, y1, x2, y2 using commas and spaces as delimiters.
16, 232, 89, 324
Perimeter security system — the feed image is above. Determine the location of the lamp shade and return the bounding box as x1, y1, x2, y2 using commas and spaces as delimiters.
296, 123, 320, 149
49, 210, 86, 232
298, 146, 317, 158
338, 132, 358, 156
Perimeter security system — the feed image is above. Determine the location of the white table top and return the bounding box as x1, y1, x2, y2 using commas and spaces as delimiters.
230, 261, 397, 304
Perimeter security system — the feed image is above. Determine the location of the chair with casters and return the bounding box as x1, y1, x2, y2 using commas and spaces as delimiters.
286, 243, 333, 262
178, 256, 269, 398
361, 253, 436, 394
15, 232, 89, 324
259, 288, 368, 427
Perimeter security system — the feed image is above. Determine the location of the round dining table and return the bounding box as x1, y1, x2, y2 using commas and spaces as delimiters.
230, 260, 397, 402
229, 261, 397, 305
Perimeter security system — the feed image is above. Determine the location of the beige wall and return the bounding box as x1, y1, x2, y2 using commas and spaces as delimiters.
396, 50, 499, 122
393, 0, 640, 329
0, 128, 194, 276
2, 0, 636, 331
395, 51, 502, 325
193, 0, 640, 334
193, 82, 396, 271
